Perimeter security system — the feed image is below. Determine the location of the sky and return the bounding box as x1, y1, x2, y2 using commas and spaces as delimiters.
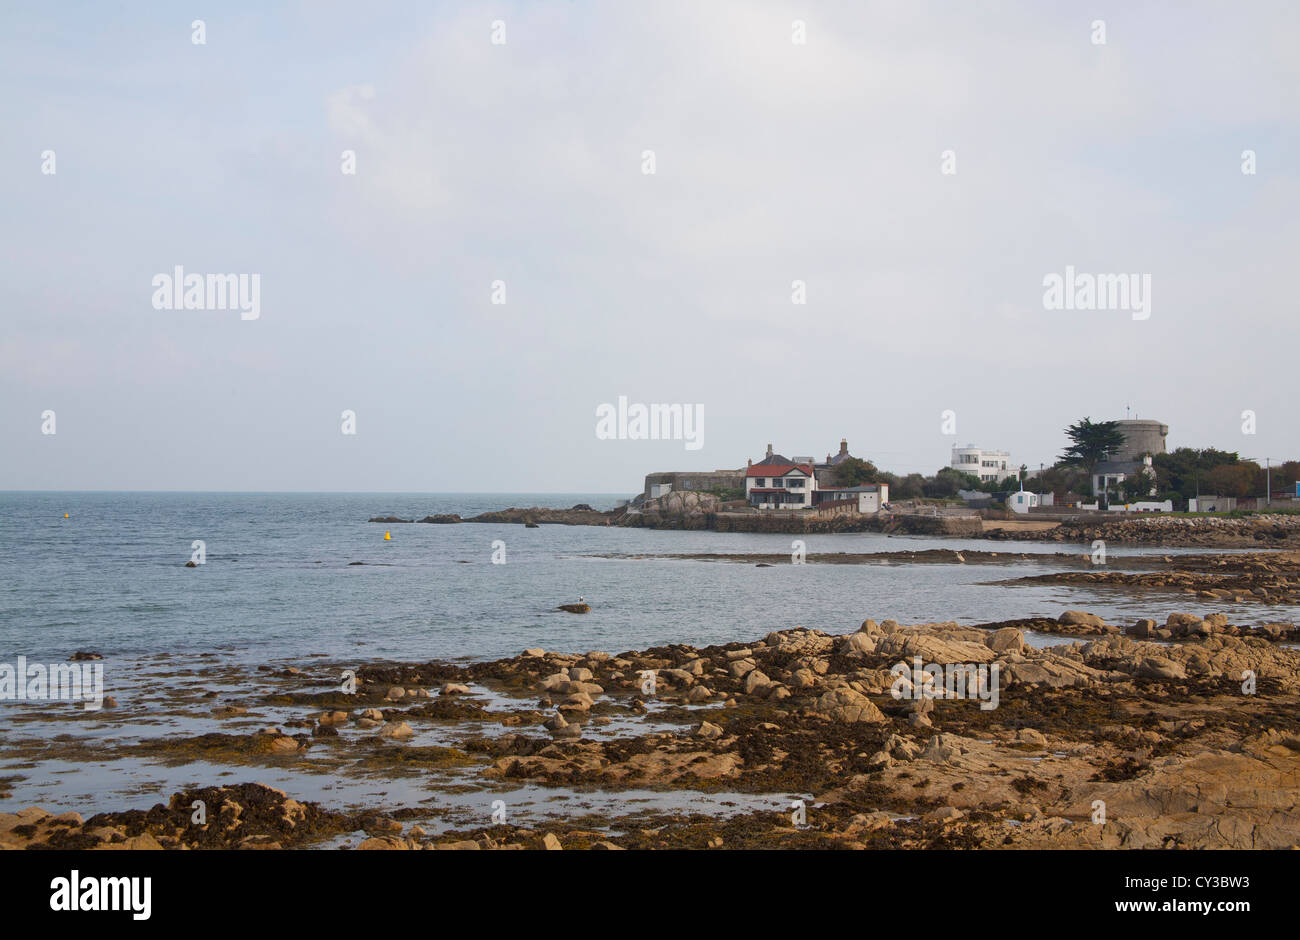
2, 1, 1298, 493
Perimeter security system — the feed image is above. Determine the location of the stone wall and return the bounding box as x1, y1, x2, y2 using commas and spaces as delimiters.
642, 470, 745, 499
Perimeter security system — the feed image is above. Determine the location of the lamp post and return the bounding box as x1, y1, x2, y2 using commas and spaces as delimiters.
1243, 457, 1278, 507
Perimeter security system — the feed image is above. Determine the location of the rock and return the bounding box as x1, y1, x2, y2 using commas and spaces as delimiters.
924, 806, 964, 824
728, 658, 757, 678
385, 686, 406, 701
1016, 728, 1048, 748
1058, 611, 1107, 630
270, 736, 300, 752
358, 836, 408, 850
695, 720, 723, 740
1127, 619, 1157, 638
440, 683, 471, 695
814, 688, 887, 723
848, 811, 896, 832
379, 721, 414, 740
1136, 657, 1186, 680
845, 632, 878, 656
743, 669, 771, 695
541, 833, 562, 850
919, 733, 963, 764
986, 627, 1024, 654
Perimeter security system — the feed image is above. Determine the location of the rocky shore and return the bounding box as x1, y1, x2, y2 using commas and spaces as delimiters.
371, 498, 1300, 547
5, 599, 1297, 850
983, 512, 1300, 547
1006, 549, 1300, 606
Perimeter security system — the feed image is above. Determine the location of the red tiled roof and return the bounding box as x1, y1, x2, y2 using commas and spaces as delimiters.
746, 464, 812, 478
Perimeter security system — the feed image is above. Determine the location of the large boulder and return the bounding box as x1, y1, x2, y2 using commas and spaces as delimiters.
985, 628, 1024, 655
1058, 611, 1108, 630
814, 688, 888, 723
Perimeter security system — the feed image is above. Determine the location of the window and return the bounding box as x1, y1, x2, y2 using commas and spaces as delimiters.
786, 477, 804, 488
773, 478, 784, 487
752, 478, 764, 487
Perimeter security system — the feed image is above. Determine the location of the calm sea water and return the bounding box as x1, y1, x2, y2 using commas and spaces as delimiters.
0, 492, 1289, 667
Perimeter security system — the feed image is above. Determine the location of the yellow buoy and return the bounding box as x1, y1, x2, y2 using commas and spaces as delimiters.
384, 531, 391, 541
64, 513, 69, 518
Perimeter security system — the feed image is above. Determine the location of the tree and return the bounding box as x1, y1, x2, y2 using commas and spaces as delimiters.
1119, 468, 1155, 502
1205, 462, 1257, 499
1152, 447, 1241, 500
1036, 464, 1090, 497
829, 457, 880, 487
924, 467, 980, 498
1058, 418, 1125, 480
895, 473, 926, 499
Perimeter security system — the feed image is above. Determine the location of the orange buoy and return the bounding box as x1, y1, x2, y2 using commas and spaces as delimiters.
384, 531, 391, 541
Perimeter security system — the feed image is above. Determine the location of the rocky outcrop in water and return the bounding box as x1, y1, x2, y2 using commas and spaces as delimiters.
985, 513, 1300, 547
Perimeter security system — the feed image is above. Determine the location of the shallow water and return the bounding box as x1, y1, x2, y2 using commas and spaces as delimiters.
1, 492, 1294, 825
1, 492, 1287, 667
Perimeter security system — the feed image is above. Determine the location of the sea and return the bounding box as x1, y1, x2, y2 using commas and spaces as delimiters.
1, 491, 1292, 823
0, 491, 1290, 666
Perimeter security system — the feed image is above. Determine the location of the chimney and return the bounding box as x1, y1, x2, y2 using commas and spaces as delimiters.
747, 458, 752, 468
765, 443, 773, 458
840, 438, 848, 456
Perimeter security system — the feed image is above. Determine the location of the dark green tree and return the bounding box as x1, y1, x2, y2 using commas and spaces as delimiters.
1058, 418, 1125, 479
829, 457, 880, 487
923, 467, 981, 498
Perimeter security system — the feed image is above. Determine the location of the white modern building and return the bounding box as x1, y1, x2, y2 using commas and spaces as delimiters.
951, 445, 1016, 483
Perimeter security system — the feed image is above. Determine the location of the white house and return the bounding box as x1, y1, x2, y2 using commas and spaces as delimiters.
1093, 455, 1156, 498
746, 462, 817, 509
1008, 490, 1040, 513
951, 445, 1016, 483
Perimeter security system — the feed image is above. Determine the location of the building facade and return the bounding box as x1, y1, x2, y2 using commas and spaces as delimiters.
1093, 454, 1157, 498
951, 445, 1016, 483
746, 461, 817, 509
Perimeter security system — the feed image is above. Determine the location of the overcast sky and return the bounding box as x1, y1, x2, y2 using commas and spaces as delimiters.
3, 1, 1297, 493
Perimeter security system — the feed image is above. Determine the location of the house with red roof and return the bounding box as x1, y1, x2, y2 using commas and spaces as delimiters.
745, 447, 818, 509
743, 441, 890, 511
